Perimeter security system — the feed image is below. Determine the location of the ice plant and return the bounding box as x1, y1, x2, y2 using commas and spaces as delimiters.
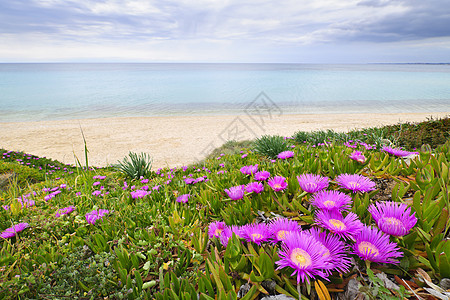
368, 201, 417, 237
310, 190, 352, 212
297, 174, 329, 193
208, 221, 227, 239
309, 228, 351, 274
239, 223, 271, 245
269, 218, 301, 243
254, 170, 270, 181
176, 194, 190, 203
55, 206, 75, 217
349, 151, 366, 163
245, 182, 264, 194
352, 226, 403, 264
277, 150, 294, 159
224, 185, 245, 200
335, 173, 376, 193
0, 223, 29, 239
315, 210, 363, 239
276, 231, 329, 284
268, 176, 287, 192
85, 209, 109, 225
240, 164, 258, 175
382, 146, 418, 157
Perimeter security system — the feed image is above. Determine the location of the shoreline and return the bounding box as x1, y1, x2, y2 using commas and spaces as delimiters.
1, 111, 449, 169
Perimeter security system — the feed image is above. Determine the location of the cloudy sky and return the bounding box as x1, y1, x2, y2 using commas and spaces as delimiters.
1, 0, 450, 63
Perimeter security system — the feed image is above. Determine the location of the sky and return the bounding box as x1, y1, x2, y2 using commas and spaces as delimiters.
1, 0, 450, 63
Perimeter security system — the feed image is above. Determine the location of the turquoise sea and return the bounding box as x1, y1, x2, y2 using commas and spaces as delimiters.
0, 63, 449, 122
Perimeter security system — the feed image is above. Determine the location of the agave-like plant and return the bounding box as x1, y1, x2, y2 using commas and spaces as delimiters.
254, 135, 289, 158
113, 152, 152, 179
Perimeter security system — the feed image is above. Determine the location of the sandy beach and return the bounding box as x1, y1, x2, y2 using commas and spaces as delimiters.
1, 112, 449, 169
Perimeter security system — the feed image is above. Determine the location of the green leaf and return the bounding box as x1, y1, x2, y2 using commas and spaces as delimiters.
439, 253, 450, 278
258, 250, 274, 280
135, 269, 143, 293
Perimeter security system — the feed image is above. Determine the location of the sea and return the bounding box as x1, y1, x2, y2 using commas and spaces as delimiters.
0, 63, 449, 122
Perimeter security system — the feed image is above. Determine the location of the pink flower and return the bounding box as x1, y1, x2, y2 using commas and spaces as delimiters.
239, 223, 271, 245
268, 176, 287, 192
277, 151, 294, 159
225, 185, 245, 200
297, 174, 329, 193
382, 146, 418, 157
245, 182, 264, 194
335, 173, 376, 193
85, 209, 109, 225
310, 190, 352, 212
240, 164, 258, 175
254, 170, 270, 181
55, 206, 76, 217
349, 151, 366, 163
0, 223, 29, 239
315, 210, 363, 239
352, 226, 403, 264
176, 194, 190, 203
368, 201, 417, 237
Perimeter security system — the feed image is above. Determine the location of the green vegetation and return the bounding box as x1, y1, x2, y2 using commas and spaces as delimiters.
254, 135, 290, 158
113, 152, 153, 179
1, 116, 449, 299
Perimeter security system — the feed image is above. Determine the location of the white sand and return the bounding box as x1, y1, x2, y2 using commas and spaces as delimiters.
1, 112, 448, 169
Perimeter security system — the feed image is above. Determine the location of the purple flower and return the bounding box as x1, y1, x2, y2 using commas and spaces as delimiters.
176, 194, 190, 203
315, 210, 363, 239
208, 221, 227, 239
368, 201, 417, 237
349, 151, 366, 163
269, 218, 301, 243
276, 231, 329, 284
245, 182, 264, 194
254, 170, 270, 181
85, 209, 109, 225
310, 190, 352, 212
240, 164, 258, 175
224, 185, 245, 200
382, 146, 418, 157
0, 223, 29, 239
277, 151, 294, 159
55, 206, 76, 217
131, 190, 149, 199
93, 181, 101, 186
184, 178, 195, 184
308, 228, 351, 274
92, 190, 102, 196
335, 173, 376, 193
352, 226, 403, 264
268, 176, 287, 192
239, 223, 271, 245
297, 174, 329, 193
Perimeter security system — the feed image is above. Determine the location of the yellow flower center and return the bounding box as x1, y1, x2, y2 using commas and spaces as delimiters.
383, 217, 402, 227
277, 230, 287, 240
251, 233, 263, 241
329, 219, 346, 230
274, 184, 281, 189
306, 182, 317, 190
348, 181, 361, 189
214, 228, 222, 236
290, 248, 312, 268
323, 200, 335, 208
358, 241, 379, 257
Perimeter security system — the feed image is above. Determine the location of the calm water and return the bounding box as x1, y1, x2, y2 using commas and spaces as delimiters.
0, 63, 449, 122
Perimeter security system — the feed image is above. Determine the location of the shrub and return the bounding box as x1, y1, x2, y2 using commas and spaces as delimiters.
113, 152, 153, 179
254, 135, 289, 158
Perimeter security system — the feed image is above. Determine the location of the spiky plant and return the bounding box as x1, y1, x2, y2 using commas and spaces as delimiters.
113, 152, 152, 179
254, 135, 289, 159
